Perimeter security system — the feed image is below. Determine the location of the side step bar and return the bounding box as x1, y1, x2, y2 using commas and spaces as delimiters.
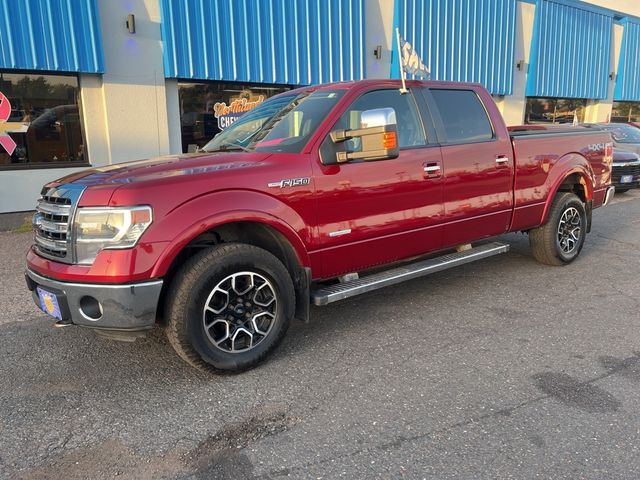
311, 242, 509, 306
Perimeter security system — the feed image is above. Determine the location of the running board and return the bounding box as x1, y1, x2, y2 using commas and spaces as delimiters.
311, 242, 509, 306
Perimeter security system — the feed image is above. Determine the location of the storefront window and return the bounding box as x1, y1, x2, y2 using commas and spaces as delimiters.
178, 81, 290, 153
524, 97, 587, 124
611, 101, 639, 123
0, 72, 86, 169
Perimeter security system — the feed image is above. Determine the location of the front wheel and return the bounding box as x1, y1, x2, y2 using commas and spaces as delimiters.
529, 192, 587, 266
165, 243, 295, 372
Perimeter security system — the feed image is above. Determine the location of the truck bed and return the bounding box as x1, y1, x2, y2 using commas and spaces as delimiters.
509, 127, 612, 231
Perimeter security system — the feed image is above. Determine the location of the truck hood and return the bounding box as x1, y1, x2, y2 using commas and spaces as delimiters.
613, 143, 640, 157
613, 148, 640, 163
52, 151, 272, 187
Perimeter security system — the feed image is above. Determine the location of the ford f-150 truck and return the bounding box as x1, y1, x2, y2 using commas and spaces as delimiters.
26, 80, 614, 372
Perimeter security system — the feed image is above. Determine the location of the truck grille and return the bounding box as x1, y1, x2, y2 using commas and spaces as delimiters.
33, 185, 85, 263
612, 163, 640, 178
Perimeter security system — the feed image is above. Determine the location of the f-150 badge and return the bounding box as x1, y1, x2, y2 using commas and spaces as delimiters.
268, 177, 311, 188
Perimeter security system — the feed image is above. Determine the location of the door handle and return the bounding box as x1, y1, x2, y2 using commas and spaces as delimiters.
423, 163, 442, 178
495, 155, 510, 166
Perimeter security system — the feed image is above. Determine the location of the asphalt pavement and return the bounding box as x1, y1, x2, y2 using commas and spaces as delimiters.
1, 191, 639, 479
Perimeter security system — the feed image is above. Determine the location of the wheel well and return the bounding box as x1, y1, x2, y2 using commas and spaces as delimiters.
555, 172, 592, 232
557, 173, 587, 202
157, 221, 308, 324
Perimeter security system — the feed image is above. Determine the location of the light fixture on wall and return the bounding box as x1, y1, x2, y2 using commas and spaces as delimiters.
373, 45, 382, 60
516, 59, 526, 71
609, 72, 617, 81
126, 13, 136, 34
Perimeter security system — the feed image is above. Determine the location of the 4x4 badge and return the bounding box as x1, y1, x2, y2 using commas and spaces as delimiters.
268, 177, 311, 188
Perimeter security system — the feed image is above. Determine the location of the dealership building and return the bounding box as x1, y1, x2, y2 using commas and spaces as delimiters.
1, 0, 640, 213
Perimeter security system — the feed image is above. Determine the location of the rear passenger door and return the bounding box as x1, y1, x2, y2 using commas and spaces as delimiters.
421, 88, 514, 247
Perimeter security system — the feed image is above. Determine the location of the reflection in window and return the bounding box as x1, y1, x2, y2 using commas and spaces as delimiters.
0, 72, 85, 169
596, 123, 640, 144
178, 81, 290, 153
611, 101, 640, 123
203, 90, 344, 154
430, 89, 493, 143
525, 97, 587, 125
335, 89, 426, 149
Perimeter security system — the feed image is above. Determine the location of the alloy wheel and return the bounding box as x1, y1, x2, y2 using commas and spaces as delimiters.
556, 207, 582, 254
202, 271, 277, 353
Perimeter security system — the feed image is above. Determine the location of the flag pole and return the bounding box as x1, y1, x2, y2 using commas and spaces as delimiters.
395, 28, 408, 94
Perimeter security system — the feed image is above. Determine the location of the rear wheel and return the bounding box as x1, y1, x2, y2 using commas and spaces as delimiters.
165, 243, 295, 372
529, 192, 586, 266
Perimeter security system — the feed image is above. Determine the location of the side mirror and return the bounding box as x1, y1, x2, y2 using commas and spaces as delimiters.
360, 107, 397, 129
329, 107, 399, 163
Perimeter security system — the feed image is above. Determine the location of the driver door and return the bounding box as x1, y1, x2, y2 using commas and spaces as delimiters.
311, 88, 445, 278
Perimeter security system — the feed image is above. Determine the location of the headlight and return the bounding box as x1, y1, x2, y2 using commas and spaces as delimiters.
73, 206, 153, 264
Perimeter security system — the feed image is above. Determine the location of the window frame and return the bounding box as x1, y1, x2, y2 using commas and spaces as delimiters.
421, 87, 497, 146
0, 70, 89, 171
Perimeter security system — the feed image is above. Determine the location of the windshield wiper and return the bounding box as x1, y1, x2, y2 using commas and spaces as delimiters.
248, 94, 309, 146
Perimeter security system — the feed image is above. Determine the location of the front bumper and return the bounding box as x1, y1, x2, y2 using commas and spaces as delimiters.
25, 269, 163, 331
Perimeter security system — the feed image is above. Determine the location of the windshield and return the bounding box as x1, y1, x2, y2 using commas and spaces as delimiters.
599, 124, 640, 144
202, 89, 345, 153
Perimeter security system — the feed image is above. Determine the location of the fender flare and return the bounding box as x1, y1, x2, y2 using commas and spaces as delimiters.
149, 191, 311, 278
540, 153, 595, 226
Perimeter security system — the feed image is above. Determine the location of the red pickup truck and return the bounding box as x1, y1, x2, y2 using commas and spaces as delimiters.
26, 80, 614, 372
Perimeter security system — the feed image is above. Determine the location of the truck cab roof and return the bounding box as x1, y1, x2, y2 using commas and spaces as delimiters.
287, 78, 485, 95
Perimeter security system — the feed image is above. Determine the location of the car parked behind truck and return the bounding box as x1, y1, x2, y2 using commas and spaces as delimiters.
26, 80, 614, 372
611, 148, 640, 193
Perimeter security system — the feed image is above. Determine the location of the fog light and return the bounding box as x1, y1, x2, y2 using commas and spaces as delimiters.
79, 296, 103, 321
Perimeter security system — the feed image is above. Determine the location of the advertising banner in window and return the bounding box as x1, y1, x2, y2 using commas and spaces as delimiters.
178, 82, 289, 153
0, 72, 86, 169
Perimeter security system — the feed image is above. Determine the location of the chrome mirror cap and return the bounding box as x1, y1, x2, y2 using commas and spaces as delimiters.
360, 108, 397, 128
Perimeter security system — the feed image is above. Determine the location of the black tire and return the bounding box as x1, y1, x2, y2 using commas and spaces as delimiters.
615, 188, 629, 193
165, 243, 295, 372
529, 192, 587, 266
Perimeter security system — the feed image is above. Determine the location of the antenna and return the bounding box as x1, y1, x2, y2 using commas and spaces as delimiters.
395, 28, 408, 94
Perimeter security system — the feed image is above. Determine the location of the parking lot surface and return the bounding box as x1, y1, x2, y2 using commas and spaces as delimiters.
1, 191, 639, 479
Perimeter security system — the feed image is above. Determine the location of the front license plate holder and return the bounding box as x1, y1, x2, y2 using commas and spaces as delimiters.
36, 287, 63, 320
620, 175, 634, 184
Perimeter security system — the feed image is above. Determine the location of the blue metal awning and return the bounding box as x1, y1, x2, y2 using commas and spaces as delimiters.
526, 0, 612, 99
0, 0, 104, 73
159, 0, 365, 85
614, 20, 640, 102
391, 0, 517, 96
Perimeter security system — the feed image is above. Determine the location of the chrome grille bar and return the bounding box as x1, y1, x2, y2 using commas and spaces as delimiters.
36, 199, 71, 216
35, 235, 68, 251
32, 185, 84, 263
38, 218, 69, 234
